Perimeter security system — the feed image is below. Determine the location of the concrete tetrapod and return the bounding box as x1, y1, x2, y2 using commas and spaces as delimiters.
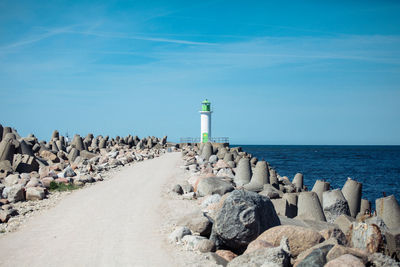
292, 173, 303, 192
322, 189, 350, 223
269, 169, 279, 189
341, 178, 362, 218
234, 158, 252, 187
243, 161, 269, 192
0, 124, 3, 142
311, 180, 330, 206
358, 199, 371, 217
297, 191, 326, 222
375, 195, 400, 230
0, 139, 15, 163
201, 142, 213, 161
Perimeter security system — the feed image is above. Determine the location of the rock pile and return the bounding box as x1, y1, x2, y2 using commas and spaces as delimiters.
169, 143, 400, 266
0, 123, 171, 228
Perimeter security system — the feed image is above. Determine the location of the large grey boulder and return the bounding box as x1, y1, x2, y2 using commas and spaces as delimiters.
234, 158, 252, 187
227, 237, 290, 267
196, 177, 234, 197
244, 161, 269, 192
4, 184, 25, 202
323, 189, 350, 223
211, 190, 281, 254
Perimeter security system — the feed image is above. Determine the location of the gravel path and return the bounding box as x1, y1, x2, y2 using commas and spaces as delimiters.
0, 152, 182, 267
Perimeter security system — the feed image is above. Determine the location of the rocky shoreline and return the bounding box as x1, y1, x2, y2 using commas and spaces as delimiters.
0, 123, 173, 234
167, 142, 400, 267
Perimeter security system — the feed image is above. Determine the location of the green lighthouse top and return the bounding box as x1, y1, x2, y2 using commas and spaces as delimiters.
201, 99, 211, 112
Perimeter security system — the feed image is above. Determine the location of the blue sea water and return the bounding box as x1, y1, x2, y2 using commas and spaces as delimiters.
238, 145, 400, 208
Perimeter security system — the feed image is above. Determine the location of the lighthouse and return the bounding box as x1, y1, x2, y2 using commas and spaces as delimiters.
200, 99, 212, 143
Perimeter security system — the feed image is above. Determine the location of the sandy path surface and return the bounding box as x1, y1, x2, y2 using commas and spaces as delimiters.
0, 152, 182, 267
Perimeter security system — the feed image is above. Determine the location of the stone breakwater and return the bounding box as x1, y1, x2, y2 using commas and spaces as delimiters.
0, 123, 172, 233
169, 143, 400, 267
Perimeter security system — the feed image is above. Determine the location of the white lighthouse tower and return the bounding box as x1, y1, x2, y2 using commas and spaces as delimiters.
200, 99, 212, 143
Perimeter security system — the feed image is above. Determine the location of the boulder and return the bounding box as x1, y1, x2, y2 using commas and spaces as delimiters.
326, 245, 369, 263
182, 235, 207, 250
295, 244, 334, 267
255, 225, 324, 257
244, 239, 274, 254
324, 254, 365, 267
178, 211, 212, 237
40, 150, 59, 163
196, 177, 234, 197
195, 239, 216, 253
227, 237, 291, 267
41, 177, 55, 188
26, 187, 45, 201
169, 226, 191, 243
79, 150, 96, 160
349, 222, 383, 253
5, 184, 25, 202
4, 174, 19, 186
323, 189, 351, 223
216, 250, 237, 262
211, 190, 280, 254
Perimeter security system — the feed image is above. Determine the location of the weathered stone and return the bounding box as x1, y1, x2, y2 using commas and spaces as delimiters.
0, 160, 13, 178
367, 252, 400, 267
211, 190, 280, 254
205, 252, 229, 266
244, 239, 274, 254
227, 237, 290, 267
40, 150, 59, 163
41, 177, 55, 188
196, 177, 234, 197
5, 184, 25, 202
349, 222, 383, 253
182, 235, 207, 250
334, 214, 355, 236
255, 225, 324, 257
216, 250, 237, 262
325, 254, 365, 267
326, 245, 369, 263
244, 161, 269, 192
61, 166, 76, 178
26, 187, 45, 201
195, 239, 216, 253
295, 244, 334, 267
297, 191, 326, 222
342, 178, 362, 218
4, 174, 19, 186
178, 211, 212, 237
323, 189, 351, 223
68, 148, 79, 163
169, 226, 192, 243
209, 155, 218, 164
172, 184, 183, 195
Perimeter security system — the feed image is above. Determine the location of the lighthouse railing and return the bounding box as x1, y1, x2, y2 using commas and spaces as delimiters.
179, 137, 229, 144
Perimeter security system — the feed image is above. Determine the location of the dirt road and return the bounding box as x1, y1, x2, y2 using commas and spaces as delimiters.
0, 152, 182, 267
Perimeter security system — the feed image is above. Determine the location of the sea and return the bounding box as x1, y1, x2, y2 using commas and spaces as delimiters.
238, 145, 400, 209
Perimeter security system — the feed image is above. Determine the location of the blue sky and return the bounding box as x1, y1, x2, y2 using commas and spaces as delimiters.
0, 0, 399, 144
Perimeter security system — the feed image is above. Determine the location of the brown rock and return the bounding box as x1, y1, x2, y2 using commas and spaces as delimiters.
349, 222, 383, 254
255, 225, 324, 257
55, 178, 69, 184
194, 239, 216, 253
325, 254, 365, 267
41, 177, 55, 188
216, 250, 237, 262
326, 244, 368, 263
26, 187, 45, 201
40, 150, 59, 163
244, 239, 274, 254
